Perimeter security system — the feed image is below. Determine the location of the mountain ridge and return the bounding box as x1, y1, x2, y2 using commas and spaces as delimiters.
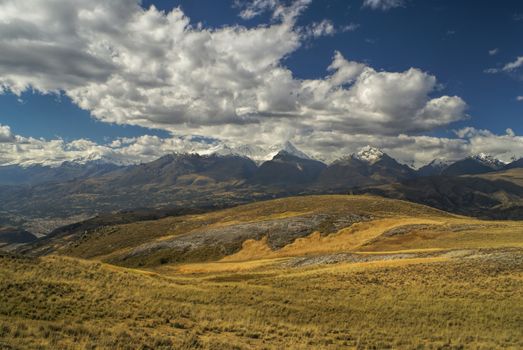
0, 145, 522, 234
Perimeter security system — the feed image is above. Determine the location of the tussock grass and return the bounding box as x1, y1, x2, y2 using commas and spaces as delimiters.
52, 195, 457, 262
222, 218, 444, 261
5, 195, 523, 348
1, 251, 522, 349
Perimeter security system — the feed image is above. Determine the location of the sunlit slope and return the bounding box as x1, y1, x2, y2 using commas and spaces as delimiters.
1, 250, 522, 349
31, 195, 523, 269
223, 217, 523, 262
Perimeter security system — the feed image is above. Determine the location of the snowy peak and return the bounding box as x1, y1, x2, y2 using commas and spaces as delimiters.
416, 159, 453, 176
428, 159, 453, 167
205, 141, 312, 164
274, 141, 311, 160
470, 153, 505, 169
353, 146, 385, 164
425, 159, 454, 171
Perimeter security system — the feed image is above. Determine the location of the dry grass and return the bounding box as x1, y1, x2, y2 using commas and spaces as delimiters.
3, 195, 523, 349
1, 251, 522, 349
221, 215, 523, 263
222, 218, 443, 261
54, 195, 456, 262
359, 218, 523, 252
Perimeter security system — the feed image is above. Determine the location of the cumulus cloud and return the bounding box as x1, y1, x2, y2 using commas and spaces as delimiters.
0, 128, 230, 167
0, 0, 468, 151
489, 48, 499, 56
362, 0, 405, 11
12, 0, 523, 168
299, 127, 523, 167
0, 124, 15, 143
453, 127, 523, 162
1, 122, 523, 169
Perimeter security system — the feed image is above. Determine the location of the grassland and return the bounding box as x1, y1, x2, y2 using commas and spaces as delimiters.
30, 195, 522, 266
1, 250, 522, 349
2, 195, 523, 349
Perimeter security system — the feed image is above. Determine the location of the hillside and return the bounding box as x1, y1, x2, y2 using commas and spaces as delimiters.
22, 195, 523, 269
473, 167, 523, 186
318, 148, 415, 189
0, 154, 294, 231
2, 150, 523, 233
355, 168, 523, 219
2, 194, 523, 349
0, 227, 37, 250
251, 151, 326, 186
0, 161, 122, 186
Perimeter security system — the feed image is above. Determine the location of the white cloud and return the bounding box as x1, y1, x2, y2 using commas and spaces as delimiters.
503, 56, 523, 72
1, 123, 523, 169
300, 127, 523, 166
454, 127, 523, 162
0, 0, 468, 151
235, 0, 278, 19
489, 48, 499, 56
485, 56, 523, 74
517, 96, 523, 101
234, 0, 311, 20
302, 20, 358, 39
341, 23, 360, 32
0, 124, 15, 143
362, 0, 405, 11
0, 129, 230, 167
304, 20, 336, 38
12, 0, 523, 168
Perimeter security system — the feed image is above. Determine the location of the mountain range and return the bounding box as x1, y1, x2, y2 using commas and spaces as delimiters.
1, 143, 523, 234
2, 143, 519, 187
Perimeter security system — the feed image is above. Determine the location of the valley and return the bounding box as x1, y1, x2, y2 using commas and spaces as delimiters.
2, 1, 522, 349
2, 147, 523, 350
2, 147, 523, 234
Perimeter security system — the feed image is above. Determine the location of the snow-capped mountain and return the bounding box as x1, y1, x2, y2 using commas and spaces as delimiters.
319, 146, 415, 188
441, 153, 506, 176
416, 159, 454, 177
470, 153, 506, 169
251, 147, 326, 185
210, 141, 312, 164
352, 146, 385, 164
276, 141, 312, 160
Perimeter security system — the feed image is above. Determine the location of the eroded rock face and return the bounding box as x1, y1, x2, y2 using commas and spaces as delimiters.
114, 213, 372, 266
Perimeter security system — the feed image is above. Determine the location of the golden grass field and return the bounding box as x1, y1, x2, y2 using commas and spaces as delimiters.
1, 195, 522, 349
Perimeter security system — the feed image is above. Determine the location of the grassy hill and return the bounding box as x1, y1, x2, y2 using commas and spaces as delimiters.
2, 249, 522, 349
23, 195, 523, 268
23, 195, 450, 263
4, 164, 523, 236
355, 168, 523, 219
4, 194, 523, 349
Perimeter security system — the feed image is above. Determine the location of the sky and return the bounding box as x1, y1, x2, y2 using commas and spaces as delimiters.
0, 0, 522, 167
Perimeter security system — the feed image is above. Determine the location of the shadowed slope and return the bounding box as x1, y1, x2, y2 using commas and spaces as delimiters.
22, 194, 523, 270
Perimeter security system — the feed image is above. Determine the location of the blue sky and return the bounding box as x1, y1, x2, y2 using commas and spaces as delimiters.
0, 0, 522, 166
